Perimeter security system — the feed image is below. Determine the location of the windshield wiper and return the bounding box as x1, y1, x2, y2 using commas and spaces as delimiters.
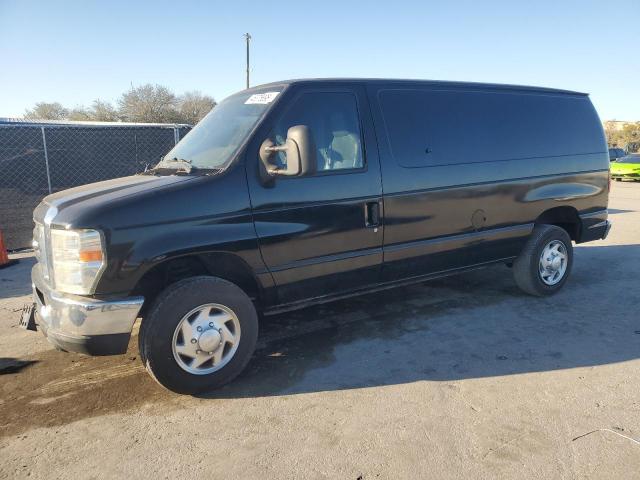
140, 157, 221, 176
159, 157, 194, 173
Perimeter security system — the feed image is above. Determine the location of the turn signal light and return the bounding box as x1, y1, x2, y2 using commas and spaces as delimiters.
79, 250, 104, 262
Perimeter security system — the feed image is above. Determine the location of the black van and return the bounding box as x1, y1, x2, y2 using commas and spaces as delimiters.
23, 79, 611, 393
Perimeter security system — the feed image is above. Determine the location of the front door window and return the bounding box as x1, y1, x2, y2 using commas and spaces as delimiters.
272, 92, 364, 172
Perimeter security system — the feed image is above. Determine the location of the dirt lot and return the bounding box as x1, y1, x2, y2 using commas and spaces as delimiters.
1, 182, 639, 479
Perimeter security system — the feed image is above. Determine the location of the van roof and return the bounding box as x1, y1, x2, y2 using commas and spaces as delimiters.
248, 78, 587, 96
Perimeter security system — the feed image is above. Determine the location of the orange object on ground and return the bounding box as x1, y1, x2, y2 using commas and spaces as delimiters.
0, 230, 18, 268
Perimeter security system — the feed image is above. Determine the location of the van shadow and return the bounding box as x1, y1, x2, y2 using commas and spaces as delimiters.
608, 208, 634, 215
201, 244, 640, 399
0, 358, 38, 375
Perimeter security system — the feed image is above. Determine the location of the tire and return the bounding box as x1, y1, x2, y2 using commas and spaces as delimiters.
512, 224, 573, 297
138, 276, 258, 394
615, 178, 622, 182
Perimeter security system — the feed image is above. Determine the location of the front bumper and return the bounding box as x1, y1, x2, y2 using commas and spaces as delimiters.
31, 265, 144, 355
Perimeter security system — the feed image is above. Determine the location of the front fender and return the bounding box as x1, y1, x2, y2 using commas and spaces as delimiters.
97, 211, 267, 296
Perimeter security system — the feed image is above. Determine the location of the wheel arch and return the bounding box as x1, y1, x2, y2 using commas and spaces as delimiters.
534, 206, 582, 242
133, 252, 262, 317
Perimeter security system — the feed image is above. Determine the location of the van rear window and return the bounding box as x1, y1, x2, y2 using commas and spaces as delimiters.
378, 89, 604, 168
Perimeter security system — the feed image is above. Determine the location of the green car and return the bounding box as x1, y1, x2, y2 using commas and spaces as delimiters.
611, 154, 640, 181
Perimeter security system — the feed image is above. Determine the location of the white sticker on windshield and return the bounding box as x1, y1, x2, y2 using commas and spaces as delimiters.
244, 91, 280, 105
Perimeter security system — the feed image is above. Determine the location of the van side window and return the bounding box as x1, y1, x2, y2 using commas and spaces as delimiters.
272, 92, 364, 172
379, 89, 605, 168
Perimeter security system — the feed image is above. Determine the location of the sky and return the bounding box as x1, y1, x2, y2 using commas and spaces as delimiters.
1, 0, 638, 121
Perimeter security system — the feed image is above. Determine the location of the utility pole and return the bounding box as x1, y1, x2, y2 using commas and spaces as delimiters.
243, 33, 251, 89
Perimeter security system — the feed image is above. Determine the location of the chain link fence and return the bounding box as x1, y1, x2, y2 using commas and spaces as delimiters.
0, 120, 191, 250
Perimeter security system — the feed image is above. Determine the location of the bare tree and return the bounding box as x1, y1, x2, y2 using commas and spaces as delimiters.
603, 121, 622, 147
118, 84, 179, 123
178, 91, 216, 125
23, 85, 215, 124
24, 102, 68, 120
67, 106, 93, 121
621, 122, 640, 152
90, 100, 119, 122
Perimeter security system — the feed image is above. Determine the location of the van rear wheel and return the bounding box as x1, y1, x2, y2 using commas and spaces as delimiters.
512, 225, 573, 297
138, 276, 258, 394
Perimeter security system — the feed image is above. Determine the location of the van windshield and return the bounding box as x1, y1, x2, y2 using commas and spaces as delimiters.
158, 88, 283, 171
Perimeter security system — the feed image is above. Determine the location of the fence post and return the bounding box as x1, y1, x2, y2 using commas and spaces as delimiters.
41, 126, 52, 194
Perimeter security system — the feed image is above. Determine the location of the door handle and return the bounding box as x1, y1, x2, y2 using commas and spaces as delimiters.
365, 201, 380, 228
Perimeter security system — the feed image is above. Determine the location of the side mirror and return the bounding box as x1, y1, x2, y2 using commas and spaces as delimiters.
259, 125, 317, 181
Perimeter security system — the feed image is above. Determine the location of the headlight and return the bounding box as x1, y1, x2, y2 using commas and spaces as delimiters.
50, 229, 106, 295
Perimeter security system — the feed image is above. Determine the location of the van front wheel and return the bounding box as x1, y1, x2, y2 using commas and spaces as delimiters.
513, 225, 573, 297
139, 276, 258, 394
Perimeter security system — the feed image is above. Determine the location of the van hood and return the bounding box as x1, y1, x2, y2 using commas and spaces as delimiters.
34, 174, 196, 226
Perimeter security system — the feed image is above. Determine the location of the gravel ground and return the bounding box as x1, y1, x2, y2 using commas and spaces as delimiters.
1, 182, 639, 479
